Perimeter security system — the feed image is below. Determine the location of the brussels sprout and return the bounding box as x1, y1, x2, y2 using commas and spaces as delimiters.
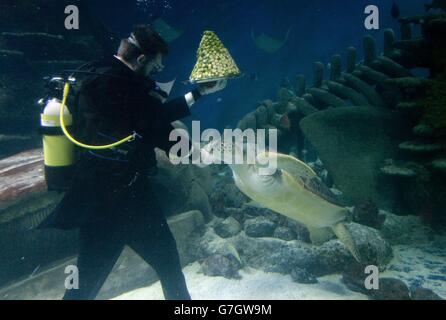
190, 30, 241, 81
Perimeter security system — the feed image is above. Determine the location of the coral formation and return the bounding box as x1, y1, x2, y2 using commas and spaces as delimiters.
420, 78, 446, 132
235, 4, 446, 225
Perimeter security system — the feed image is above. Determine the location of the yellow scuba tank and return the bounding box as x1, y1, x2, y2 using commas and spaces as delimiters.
40, 97, 76, 192
39, 72, 137, 192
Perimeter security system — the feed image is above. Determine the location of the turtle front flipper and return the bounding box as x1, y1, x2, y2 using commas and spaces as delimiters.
331, 222, 362, 263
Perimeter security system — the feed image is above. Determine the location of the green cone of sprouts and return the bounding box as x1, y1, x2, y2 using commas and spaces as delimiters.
190, 31, 241, 82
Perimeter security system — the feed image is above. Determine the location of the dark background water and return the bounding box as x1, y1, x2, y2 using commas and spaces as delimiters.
87, 0, 425, 130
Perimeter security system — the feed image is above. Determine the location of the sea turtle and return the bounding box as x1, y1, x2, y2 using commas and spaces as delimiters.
200, 140, 361, 262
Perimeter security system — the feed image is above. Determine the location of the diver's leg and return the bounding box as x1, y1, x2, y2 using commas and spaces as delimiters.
63, 224, 124, 300
128, 216, 191, 300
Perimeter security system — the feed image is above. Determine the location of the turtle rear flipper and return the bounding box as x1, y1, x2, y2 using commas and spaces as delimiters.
307, 226, 335, 245
331, 222, 362, 263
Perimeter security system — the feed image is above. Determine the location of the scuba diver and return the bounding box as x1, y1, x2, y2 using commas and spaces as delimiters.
41, 25, 227, 300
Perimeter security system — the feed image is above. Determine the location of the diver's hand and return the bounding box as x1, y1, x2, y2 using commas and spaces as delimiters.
197, 79, 227, 95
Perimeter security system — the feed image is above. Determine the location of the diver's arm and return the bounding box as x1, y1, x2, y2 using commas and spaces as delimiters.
161, 96, 193, 123
184, 79, 227, 108
184, 89, 202, 108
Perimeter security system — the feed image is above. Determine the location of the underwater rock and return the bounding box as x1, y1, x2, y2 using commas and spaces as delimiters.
241, 202, 284, 224
209, 180, 248, 217
213, 217, 242, 238
290, 267, 318, 284
273, 226, 297, 241
410, 287, 444, 300
284, 220, 311, 243
244, 217, 277, 238
200, 254, 242, 280
341, 263, 397, 296
196, 228, 242, 264
344, 222, 393, 266
341, 263, 370, 295
152, 150, 214, 220
314, 240, 353, 275
380, 211, 434, 245
164, 210, 206, 265
370, 278, 411, 300
300, 107, 413, 207
352, 200, 386, 229
229, 233, 318, 275
223, 207, 246, 225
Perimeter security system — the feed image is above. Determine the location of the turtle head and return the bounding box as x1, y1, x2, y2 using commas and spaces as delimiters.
200, 138, 277, 175
201, 139, 256, 166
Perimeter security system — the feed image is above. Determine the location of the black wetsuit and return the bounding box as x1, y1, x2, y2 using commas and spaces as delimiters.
43, 57, 195, 300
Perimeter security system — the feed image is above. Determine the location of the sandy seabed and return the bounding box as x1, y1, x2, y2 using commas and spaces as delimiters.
114, 262, 368, 300
114, 242, 446, 300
